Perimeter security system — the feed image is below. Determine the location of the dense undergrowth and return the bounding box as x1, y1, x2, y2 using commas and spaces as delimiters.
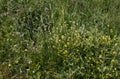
0, 0, 120, 79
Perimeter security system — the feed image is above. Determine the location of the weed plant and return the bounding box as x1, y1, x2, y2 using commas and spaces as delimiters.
0, 0, 120, 79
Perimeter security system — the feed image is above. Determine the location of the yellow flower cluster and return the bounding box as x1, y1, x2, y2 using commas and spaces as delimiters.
101, 35, 111, 40
63, 50, 68, 55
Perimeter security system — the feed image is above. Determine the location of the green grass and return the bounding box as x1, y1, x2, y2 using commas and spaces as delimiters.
0, 0, 120, 79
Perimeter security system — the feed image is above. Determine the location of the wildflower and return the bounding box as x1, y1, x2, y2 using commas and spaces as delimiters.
61, 35, 65, 39
32, 71, 35, 73
26, 68, 30, 71
7, 39, 9, 41
59, 39, 61, 42
67, 42, 70, 46
107, 25, 110, 27
24, 49, 28, 52
99, 55, 102, 58
14, 44, 17, 47
15, 60, 18, 64
101, 35, 110, 40
8, 63, 11, 67
111, 59, 115, 63
97, 67, 100, 71
52, 45, 56, 48
112, 51, 117, 55
63, 50, 68, 55
110, 29, 113, 33
114, 43, 118, 46
64, 44, 67, 47
102, 36, 106, 40
28, 60, 32, 64
106, 73, 112, 77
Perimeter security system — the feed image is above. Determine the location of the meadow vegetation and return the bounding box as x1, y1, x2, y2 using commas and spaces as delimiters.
0, 0, 120, 79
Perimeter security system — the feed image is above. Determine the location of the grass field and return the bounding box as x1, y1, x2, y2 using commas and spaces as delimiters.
0, 0, 120, 79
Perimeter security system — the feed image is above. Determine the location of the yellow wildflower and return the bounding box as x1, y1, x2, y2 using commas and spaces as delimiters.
99, 55, 102, 58
64, 44, 67, 47
114, 43, 118, 46
67, 42, 70, 46
101, 35, 111, 40
61, 35, 64, 39
112, 51, 117, 55
63, 50, 68, 55
111, 59, 115, 63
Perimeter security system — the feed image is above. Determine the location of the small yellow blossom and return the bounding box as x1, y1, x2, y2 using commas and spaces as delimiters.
67, 42, 70, 46
114, 43, 118, 46
112, 51, 117, 55
111, 59, 115, 63
97, 67, 100, 71
102, 36, 106, 40
61, 35, 65, 39
99, 55, 102, 58
63, 50, 68, 55
53, 45, 56, 48
76, 50, 79, 52
106, 73, 112, 77
64, 44, 67, 47
101, 35, 110, 40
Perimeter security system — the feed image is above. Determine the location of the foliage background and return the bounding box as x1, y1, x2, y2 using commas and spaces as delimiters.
0, 0, 120, 79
